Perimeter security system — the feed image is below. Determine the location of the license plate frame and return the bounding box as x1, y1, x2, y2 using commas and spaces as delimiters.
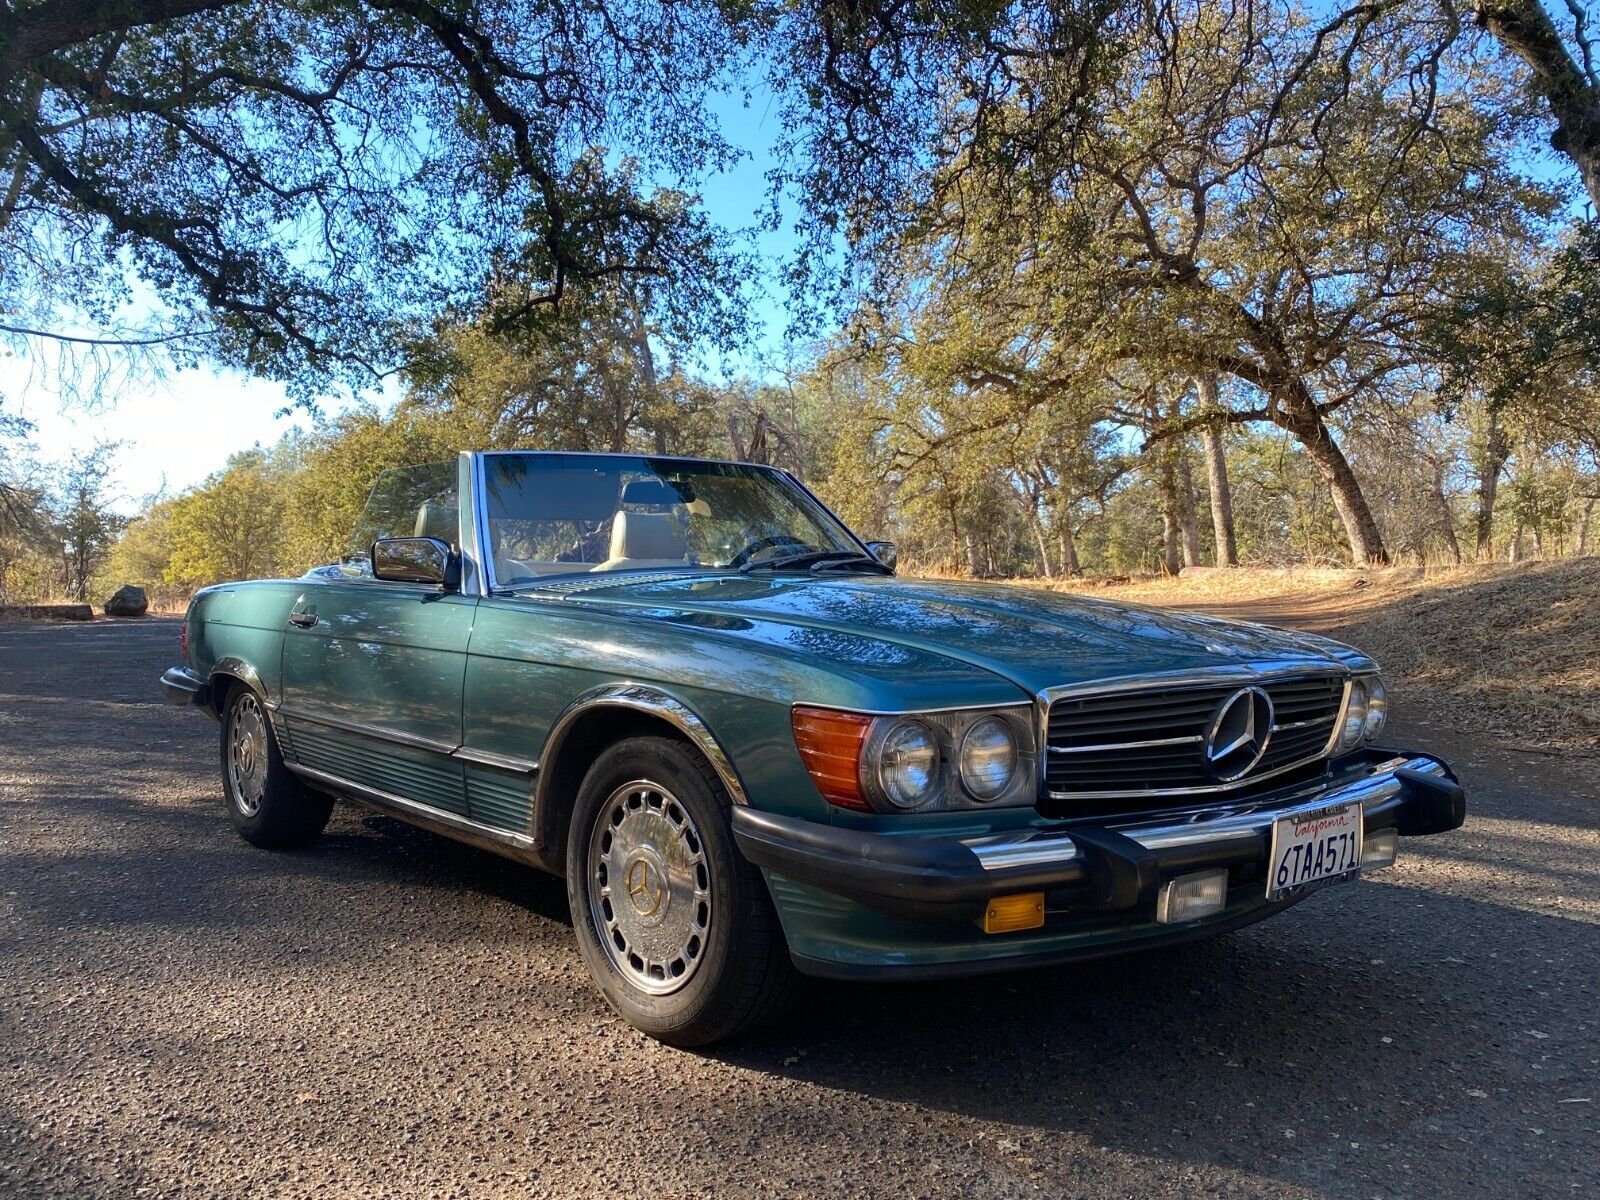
1266, 800, 1364, 901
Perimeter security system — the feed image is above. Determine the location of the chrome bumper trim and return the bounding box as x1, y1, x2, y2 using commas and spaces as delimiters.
965, 755, 1446, 873
158, 665, 207, 706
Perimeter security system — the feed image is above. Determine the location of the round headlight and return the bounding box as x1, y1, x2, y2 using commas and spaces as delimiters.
1339, 679, 1369, 751
959, 716, 1018, 801
878, 720, 940, 809
1363, 676, 1387, 740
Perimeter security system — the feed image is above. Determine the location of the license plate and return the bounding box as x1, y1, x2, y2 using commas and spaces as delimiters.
1267, 801, 1363, 901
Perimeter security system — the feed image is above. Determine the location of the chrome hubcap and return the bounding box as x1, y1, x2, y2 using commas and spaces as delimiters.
228, 695, 269, 817
587, 780, 711, 995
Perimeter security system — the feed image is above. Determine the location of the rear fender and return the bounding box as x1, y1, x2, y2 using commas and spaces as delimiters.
207, 656, 268, 715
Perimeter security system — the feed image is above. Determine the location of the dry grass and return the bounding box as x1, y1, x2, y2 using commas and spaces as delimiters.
996, 560, 1600, 753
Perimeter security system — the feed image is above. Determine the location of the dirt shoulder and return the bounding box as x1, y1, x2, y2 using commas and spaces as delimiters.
1026, 559, 1600, 754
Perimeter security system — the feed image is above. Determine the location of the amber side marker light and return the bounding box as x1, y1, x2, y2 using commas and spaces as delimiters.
982, 892, 1045, 934
792, 706, 874, 812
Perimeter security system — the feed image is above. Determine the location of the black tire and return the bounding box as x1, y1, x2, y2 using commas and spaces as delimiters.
566, 736, 799, 1046
219, 684, 333, 849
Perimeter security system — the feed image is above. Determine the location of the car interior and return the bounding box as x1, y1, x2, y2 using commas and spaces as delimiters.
486, 475, 698, 580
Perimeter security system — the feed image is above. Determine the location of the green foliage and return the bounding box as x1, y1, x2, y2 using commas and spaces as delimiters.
806, 0, 1566, 565
1, 0, 757, 395
277, 407, 465, 570
165, 462, 288, 586
52, 445, 126, 601
68, 0, 1600, 590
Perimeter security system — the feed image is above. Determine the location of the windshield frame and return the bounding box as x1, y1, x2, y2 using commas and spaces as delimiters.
471, 450, 874, 591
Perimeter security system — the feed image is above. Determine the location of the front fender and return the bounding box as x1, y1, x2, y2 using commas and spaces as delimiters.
534, 683, 748, 809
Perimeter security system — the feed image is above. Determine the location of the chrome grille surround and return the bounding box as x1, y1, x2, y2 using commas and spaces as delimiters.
1038, 664, 1351, 802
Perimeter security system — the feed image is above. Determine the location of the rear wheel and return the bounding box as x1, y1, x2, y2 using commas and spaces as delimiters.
220, 685, 332, 848
566, 736, 798, 1046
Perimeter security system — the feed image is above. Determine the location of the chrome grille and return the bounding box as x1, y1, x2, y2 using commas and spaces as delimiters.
1044, 674, 1346, 799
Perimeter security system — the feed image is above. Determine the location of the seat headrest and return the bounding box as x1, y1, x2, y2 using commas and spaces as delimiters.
414, 500, 458, 543
608, 510, 685, 562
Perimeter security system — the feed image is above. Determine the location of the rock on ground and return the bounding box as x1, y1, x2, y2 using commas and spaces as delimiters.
103, 584, 149, 617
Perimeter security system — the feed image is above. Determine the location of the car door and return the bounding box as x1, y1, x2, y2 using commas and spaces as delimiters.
276, 462, 476, 816
278, 580, 477, 815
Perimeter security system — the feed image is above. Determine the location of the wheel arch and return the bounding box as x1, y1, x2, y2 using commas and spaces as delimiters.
532, 684, 747, 871
206, 657, 268, 718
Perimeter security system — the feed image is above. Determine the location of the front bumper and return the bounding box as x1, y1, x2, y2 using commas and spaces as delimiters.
734, 749, 1464, 970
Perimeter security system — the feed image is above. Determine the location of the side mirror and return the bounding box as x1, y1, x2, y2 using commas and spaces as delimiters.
372, 537, 460, 589
865, 540, 898, 571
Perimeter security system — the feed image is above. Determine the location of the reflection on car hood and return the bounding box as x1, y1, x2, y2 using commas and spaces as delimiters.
523, 572, 1369, 695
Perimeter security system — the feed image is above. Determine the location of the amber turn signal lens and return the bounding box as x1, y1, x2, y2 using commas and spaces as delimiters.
982, 892, 1045, 934
792, 706, 874, 812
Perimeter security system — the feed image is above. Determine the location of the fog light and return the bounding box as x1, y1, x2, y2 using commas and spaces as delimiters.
1361, 828, 1398, 872
1155, 869, 1230, 925
982, 892, 1045, 934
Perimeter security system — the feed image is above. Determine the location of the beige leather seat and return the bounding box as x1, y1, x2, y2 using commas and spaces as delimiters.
413, 500, 458, 543
591, 510, 687, 571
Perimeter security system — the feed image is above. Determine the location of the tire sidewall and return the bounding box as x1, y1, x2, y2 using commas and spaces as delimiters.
565, 738, 756, 1038
218, 683, 329, 847
222, 686, 272, 834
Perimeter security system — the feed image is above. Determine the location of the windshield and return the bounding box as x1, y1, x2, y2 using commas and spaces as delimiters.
479, 453, 867, 586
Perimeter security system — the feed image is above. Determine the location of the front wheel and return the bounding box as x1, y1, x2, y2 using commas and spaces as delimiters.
220, 685, 332, 849
566, 736, 798, 1046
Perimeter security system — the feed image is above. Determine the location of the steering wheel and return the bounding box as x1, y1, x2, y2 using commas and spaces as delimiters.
725, 534, 809, 570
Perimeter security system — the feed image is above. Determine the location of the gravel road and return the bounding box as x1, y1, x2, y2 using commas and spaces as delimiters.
1, 617, 1596, 1199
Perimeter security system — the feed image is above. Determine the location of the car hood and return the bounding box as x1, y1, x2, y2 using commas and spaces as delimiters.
529, 572, 1367, 697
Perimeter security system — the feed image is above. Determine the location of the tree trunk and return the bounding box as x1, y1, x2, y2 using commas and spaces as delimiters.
625, 302, 665, 454
1577, 496, 1596, 555
1030, 511, 1054, 578
1431, 459, 1463, 565
1475, 0, 1600, 212
1474, 409, 1509, 560
1057, 516, 1081, 577
1174, 448, 1202, 568
1016, 472, 1054, 577
1155, 450, 1181, 575
1198, 388, 1238, 566
1276, 382, 1388, 564
944, 490, 962, 565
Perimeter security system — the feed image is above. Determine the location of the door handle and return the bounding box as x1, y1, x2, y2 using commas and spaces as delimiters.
288, 612, 319, 628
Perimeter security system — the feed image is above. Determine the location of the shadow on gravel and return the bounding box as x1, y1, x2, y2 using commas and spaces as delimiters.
708, 883, 1597, 1193
0, 1105, 142, 1199
0, 802, 573, 938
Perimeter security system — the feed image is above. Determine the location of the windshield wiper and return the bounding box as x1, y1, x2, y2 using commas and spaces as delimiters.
808, 554, 894, 575
740, 549, 892, 575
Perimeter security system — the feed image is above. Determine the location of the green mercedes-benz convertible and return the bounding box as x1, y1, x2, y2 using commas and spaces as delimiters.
160, 451, 1466, 1045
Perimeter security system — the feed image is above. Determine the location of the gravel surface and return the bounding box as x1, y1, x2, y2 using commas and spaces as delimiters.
1, 617, 1597, 1199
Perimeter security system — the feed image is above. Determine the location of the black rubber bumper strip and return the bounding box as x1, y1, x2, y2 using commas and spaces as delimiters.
1392, 766, 1467, 835
158, 666, 209, 708
731, 807, 1016, 921
733, 750, 1465, 924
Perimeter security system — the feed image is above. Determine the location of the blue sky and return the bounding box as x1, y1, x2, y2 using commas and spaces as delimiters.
4, 85, 800, 512
6, 40, 1586, 514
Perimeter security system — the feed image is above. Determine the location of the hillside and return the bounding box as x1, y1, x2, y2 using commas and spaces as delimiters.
1037, 559, 1600, 753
